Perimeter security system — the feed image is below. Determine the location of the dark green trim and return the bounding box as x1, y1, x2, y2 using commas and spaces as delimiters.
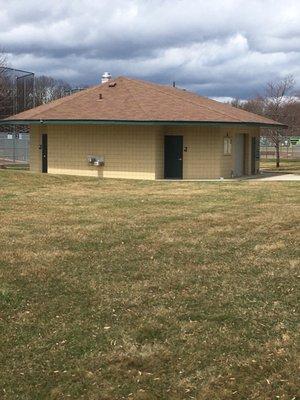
0, 119, 286, 128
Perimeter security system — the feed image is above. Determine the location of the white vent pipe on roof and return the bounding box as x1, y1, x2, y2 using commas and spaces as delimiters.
101, 72, 112, 84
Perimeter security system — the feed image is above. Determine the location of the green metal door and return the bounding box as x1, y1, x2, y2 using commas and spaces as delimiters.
164, 135, 183, 179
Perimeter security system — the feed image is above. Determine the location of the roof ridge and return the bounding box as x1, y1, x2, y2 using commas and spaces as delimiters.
124, 77, 243, 123
123, 78, 152, 120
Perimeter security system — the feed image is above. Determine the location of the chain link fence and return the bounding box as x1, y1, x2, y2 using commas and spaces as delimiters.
260, 137, 300, 160
0, 131, 29, 164
260, 144, 300, 160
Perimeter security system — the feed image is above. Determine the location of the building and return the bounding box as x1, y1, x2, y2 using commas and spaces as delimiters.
0, 75, 284, 180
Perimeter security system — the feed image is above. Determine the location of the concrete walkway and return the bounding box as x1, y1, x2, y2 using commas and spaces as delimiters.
252, 173, 300, 181
160, 173, 300, 182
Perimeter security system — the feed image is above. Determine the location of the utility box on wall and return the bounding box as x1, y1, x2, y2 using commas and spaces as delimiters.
87, 155, 105, 166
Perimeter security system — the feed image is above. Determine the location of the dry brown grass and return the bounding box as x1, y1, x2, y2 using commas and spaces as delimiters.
260, 158, 300, 173
0, 170, 299, 399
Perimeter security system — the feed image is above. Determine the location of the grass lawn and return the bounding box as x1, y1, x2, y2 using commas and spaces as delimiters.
0, 171, 299, 400
260, 158, 300, 173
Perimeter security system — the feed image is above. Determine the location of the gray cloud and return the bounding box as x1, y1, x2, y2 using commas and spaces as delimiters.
1, 0, 300, 99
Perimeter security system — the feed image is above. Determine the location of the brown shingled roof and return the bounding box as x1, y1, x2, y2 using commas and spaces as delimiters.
2, 76, 283, 126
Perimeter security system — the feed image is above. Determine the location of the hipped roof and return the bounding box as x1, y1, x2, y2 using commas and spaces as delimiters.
1, 76, 284, 127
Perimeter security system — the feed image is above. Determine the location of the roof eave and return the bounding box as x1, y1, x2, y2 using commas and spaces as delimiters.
0, 119, 286, 128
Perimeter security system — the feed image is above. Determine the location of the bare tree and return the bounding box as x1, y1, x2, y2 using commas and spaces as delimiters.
261, 75, 296, 167
34, 75, 72, 106
0, 49, 11, 120
0, 48, 7, 96
230, 98, 242, 108
233, 75, 297, 167
230, 97, 266, 115
0, 53, 6, 70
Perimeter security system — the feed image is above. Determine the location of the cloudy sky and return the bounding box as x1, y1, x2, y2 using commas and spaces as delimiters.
0, 0, 300, 99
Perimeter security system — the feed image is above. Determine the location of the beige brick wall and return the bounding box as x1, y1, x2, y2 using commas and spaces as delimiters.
155, 125, 260, 179
155, 125, 222, 179
30, 124, 159, 179
29, 123, 260, 180
29, 125, 43, 172
221, 125, 260, 177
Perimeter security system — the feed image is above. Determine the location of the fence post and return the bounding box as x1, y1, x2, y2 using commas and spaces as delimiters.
13, 130, 16, 163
